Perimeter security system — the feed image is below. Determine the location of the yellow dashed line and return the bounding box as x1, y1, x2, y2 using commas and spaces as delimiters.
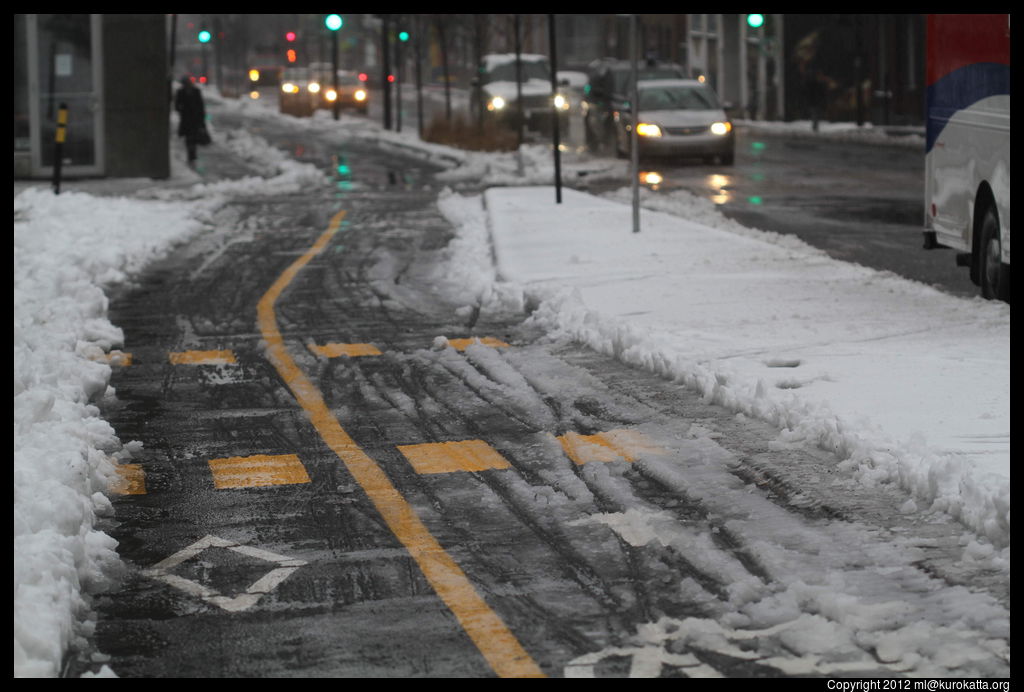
257, 210, 543, 678
398, 439, 512, 475
556, 429, 663, 466
90, 350, 133, 366
169, 349, 237, 365
111, 464, 146, 495
309, 342, 382, 358
208, 454, 312, 489
447, 337, 510, 351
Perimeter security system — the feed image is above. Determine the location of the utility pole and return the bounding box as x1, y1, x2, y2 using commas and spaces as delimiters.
515, 14, 525, 176
549, 14, 562, 204
630, 14, 640, 233
382, 14, 392, 130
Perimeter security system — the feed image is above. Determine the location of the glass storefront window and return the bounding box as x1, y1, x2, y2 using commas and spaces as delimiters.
36, 14, 97, 168
14, 16, 31, 152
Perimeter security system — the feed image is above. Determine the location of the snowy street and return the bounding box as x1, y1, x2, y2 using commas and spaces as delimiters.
13, 90, 1009, 678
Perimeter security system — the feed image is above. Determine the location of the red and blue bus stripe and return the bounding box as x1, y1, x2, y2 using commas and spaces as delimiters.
925, 14, 1010, 153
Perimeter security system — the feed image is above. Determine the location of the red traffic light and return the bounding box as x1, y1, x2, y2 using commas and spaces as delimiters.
358, 72, 368, 82
285, 31, 297, 42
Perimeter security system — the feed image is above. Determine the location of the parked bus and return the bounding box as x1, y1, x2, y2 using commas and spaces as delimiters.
923, 14, 1010, 301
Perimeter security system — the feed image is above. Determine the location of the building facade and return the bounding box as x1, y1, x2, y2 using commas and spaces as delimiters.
14, 14, 170, 181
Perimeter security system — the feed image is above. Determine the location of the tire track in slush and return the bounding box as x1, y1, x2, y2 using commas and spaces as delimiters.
257, 209, 544, 678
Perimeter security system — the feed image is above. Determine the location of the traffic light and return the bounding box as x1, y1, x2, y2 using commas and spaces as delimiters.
286, 30, 297, 42
325, 14, 343, 31
287, 49, 297, 63
746, 14, 765, 29
398, 31, 410, 42
197, 29, 211, 43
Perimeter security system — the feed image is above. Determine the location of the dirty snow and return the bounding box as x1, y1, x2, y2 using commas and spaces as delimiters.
13, 88, 1008, 677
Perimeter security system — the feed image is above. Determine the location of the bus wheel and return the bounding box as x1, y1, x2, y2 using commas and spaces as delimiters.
980, 205, 1010, 302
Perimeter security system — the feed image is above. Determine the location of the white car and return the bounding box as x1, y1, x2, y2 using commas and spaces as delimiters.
615, 79, 735, 164
472, 53, 570, 135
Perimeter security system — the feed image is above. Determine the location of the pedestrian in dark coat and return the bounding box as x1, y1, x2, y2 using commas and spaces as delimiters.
174, 76, 206, 166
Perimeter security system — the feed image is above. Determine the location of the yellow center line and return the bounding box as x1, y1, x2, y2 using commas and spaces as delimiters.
256, 210, 544, 678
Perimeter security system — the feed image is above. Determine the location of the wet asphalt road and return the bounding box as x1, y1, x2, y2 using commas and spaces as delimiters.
67, 108, 1008, 678
573, 128, 981, 300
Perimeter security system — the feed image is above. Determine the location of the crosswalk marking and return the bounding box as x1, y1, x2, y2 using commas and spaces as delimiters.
446, 337, 510, 351
207, 453, 311, 489
556, 429, 663, 466
308, 342, 382, 358
397, 439, 513, 475
111, 464, 146, 495
169, 349, 237, 365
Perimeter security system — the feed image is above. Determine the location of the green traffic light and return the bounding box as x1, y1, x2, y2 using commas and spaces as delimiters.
197, 29, 212, 43
746, 14, 765, 29
398, 31, 410, 42
325, 14, 343, 31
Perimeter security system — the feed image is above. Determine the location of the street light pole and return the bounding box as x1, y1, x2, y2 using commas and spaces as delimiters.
549, 14, 562, 204
631, 14, 640, 233
332, 28, 339, 120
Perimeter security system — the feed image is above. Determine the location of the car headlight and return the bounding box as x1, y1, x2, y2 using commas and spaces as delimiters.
710, 121, 732, 136
636, 123, 663, 138
355, 89, 367, 102
553, 93, 569, 110
308, 82, 321, 94
488, 96, 507, 111
325, 89, 338, 102
282, 82, 297, 94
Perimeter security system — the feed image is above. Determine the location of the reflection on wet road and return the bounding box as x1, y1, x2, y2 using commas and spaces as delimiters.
581, 129, 979, 299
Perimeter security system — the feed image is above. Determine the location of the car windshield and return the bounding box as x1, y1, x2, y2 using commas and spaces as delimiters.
638, 85, 720, 110
484, 60, 550, 83
284, 68, 310, 82
611, 67, 683, 93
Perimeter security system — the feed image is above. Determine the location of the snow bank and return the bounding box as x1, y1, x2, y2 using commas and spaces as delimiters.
13, 188, 205, 676
13, 119, 327, 677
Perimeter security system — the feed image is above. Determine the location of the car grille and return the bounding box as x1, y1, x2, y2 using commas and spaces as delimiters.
664, 125, 711, 136
520, 94, 550, 110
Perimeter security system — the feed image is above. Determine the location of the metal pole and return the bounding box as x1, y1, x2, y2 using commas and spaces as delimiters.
396, 37, 403, 133
631, 15, 640, 233
415, 15, 424, 139
169, 14, 178, 103
53, 102, 67, 195
549, 14, 562, 204
332, 27, 340, 121
514, 15, 524, 176
382, 15, 392, 130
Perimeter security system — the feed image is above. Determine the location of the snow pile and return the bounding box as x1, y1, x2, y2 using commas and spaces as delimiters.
435, 186, 1010, 560
740, 118, 925, 149
13, 188, 205, 677
13, 122, 327, 676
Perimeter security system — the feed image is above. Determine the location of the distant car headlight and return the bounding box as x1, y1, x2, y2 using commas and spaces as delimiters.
282, 82, 297, 94
354, 89, 367, 102
308, 82, 321, 94
710, 121, 732, 136
488, 96, 507, 111
553, 93, 569, 110
325, 89, 338, 102
249, 90, 260, 100
636, 123, 663, 138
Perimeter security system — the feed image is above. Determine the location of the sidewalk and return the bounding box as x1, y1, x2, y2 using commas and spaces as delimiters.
462, 185, 1009, 557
